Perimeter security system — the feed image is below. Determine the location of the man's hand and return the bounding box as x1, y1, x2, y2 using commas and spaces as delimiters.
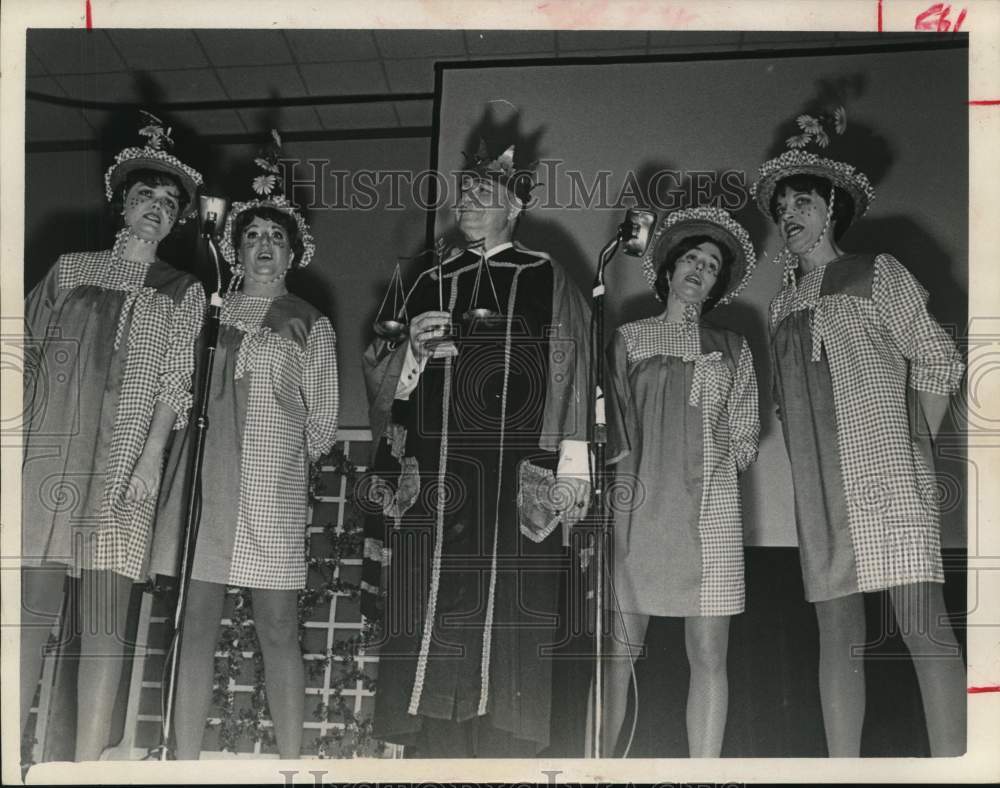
557, 476, 591, 526
407, 310, 456, 362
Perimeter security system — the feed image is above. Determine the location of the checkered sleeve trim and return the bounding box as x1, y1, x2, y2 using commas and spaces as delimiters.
729, 338, 761, 473
874, 254, 964, 396
303, 317, 340, 462
155, 282, 205, 430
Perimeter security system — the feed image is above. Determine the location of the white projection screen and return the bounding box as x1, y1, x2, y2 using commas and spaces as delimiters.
431, 43, 968, 547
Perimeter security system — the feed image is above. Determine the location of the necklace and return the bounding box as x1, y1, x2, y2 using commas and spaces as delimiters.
111, 228, 156, 263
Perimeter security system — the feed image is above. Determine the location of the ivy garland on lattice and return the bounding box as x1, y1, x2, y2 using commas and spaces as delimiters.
201, 444, 385, 757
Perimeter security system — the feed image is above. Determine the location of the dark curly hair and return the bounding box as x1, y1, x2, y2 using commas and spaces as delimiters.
231, 206, 304, 267
654, 233, 733, 313
767, 174, 855, 241
110, 168, 190, 229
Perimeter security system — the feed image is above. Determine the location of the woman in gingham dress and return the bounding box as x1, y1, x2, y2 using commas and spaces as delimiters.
152, 136, 339, 759
21, 116, 205, 760
602, 207, 760, 757
751, 108, 965, 755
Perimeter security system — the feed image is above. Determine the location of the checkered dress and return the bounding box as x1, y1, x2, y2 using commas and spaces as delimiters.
769, 253, 964, 600
22, 250, 204, 581
607, 317, 759, 617
212, 292, 339, 589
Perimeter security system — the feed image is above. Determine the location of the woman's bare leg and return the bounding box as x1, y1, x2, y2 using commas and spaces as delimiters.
814, 593, 866, 756
74, 569, 133, 761
173, 579, 227, 759
684, 615, 731, 757
889, 582, 965, 756
251, 588, 304, 759
20, 565, 67, 737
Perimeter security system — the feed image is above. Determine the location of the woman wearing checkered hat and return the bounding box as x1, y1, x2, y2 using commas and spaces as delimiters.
151, 132, 339, 759
21, 114, 205, 760
601, 207, 760, 757
752, 108, 965, 755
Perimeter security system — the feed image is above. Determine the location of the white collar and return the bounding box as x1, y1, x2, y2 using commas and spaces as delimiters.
441, 241, 517, 268
482, 241, 514, 258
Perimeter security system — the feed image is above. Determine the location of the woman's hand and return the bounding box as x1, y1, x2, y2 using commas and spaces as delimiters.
125, 453, 163, 504
407, 310, 454, 363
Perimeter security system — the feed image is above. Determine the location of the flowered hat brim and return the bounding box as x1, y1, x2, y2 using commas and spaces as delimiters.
104, 149, 203, 220
751, 149, 875, 224
641, 207, 757, 308
219, 197, 316, 270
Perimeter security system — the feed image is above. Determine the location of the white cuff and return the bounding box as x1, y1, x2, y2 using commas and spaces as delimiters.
557, 439, 592, 480
394, 342, 427, 401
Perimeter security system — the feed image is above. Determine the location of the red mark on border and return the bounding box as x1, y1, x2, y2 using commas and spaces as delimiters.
968, 685, 1000, 693
969, 100, 1000, 106
877, 0, 883, 32
915, 3, 967, 32
85, 0, 93, 29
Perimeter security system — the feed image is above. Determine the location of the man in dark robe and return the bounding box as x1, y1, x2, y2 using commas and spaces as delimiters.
361, 142, 591, 756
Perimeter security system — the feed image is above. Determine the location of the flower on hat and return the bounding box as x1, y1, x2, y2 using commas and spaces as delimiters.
103, 110, 203, 221
218, 129, 317, 270
138, 111, 173, 151
751, 104, 875, 222
789, 107, 845, 152
252, 174, 278, 196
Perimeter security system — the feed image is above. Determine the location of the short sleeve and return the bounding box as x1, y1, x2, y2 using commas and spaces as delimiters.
873, 253, 964, 396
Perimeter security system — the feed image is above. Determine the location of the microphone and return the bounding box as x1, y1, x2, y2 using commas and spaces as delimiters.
198, 195, 229, 300
620, 209, 656, 257
198, 195, 228, 240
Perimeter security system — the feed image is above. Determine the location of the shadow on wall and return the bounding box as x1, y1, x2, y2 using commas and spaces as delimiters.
847, 215, 968, 333
24, 209, 109, 292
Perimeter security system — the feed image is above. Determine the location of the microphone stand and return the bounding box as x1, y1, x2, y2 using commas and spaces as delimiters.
588, 210, 653, 759
151, 211, 226, 761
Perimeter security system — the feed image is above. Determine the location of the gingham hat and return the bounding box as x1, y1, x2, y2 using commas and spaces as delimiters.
641, 206, 757, 307
218, 129, 316, 270
751, 106, 875, 224
103, 111, 203, 221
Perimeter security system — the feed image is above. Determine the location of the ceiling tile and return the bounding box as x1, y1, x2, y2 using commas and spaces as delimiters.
382, 58, 448, 93
299, 61, 389, 95
106, 30, 208, 70
28, 29, 126, 74
648, 31, 741, 48
216, 64, 306, 100
26, 99, 92, 142
315, 103, 399, 130
26, 47, 48, 77
237, 105, 322, 134
145, 69, 228, 103
465, 30, 556, 55
195, 30, 293, 67
374, 29, 466, 58
54, 71, 140, 104
557, 49, 648, 59
285, 30, 379, 62
557, 31, 649, 51
393, 100, 434, 127
741, 32, 836, 46
169, 108, 246, 136
26, 75, 65, 97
